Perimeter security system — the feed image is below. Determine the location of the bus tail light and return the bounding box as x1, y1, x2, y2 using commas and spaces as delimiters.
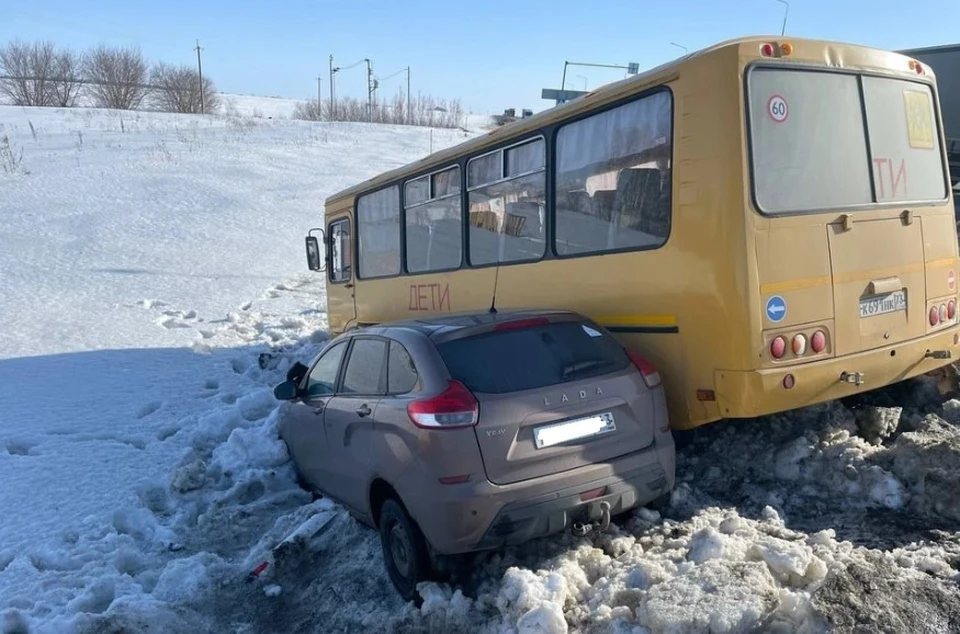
909, 59, 925, 75
811, 330, 827, 354
792, 334, 807, 356
770, 336, 787, 359
761, 43, 775, 57
931, 306, 941, 327
781, 42, 793, 56
940, 304, 948, 324
949, 300, 956, 320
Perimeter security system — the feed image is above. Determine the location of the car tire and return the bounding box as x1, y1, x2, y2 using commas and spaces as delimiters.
378, 498, 432, 603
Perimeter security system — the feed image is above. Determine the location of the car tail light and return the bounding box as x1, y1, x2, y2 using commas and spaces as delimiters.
770, 336, 787, 359
407, 380, 478, 429
930, 306, 940, 326
949, 301, 956, 320
811, 330, 826, 353
493, 317, 549, 332
626, 349, 661, 388
792, 334, 807, 356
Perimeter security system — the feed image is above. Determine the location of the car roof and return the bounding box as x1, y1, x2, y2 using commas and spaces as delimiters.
352, 308, 586, 341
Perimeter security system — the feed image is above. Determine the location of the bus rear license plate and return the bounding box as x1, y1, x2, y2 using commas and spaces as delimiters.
859, 290, 906, 318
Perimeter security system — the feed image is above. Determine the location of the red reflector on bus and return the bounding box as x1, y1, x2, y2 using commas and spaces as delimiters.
493, 317, 549, 332
770, 336, 787, 359
697, 389, 716, 402
811, 331, 826, 353
783, 374, 795, 390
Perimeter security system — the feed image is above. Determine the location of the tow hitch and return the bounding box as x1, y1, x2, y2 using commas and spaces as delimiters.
925, 349, 952, 360
571, 501, 611, 537
840, 371, 865, 387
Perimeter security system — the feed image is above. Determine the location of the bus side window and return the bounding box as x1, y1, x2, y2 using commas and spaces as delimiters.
329, 219, 352, 284
554, 90, 673, 256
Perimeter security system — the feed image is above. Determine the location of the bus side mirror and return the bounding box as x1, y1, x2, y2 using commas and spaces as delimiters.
305, 236, 324, 271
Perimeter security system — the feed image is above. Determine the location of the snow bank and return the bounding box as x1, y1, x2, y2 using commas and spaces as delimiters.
0, 104, 469, 632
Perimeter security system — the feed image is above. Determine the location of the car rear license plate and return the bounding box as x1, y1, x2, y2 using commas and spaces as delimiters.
859, 290, 906, 318
534, 412, 616, 449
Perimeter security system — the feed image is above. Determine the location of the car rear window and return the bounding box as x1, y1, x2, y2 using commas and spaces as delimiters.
436, 320, 630, 394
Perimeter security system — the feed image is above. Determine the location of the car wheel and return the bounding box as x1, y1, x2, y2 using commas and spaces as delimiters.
378, 498, 431, 603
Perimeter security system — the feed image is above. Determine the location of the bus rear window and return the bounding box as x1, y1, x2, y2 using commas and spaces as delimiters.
748, 68, 947, 214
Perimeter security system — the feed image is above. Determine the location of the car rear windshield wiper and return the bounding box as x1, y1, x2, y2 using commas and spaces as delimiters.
561, 359, 614, 379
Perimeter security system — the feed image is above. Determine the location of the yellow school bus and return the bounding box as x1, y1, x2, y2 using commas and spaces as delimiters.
305, 36, 959, 430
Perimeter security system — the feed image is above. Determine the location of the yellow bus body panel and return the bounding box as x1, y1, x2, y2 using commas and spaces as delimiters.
322, 36, 959, 430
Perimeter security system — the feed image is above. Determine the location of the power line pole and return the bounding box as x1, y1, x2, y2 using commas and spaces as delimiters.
328, 55, 334, 120
194, 40, 204, 114
365, 58, 373, 122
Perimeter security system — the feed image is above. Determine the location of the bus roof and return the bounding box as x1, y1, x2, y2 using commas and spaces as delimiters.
325, 35, 918, 206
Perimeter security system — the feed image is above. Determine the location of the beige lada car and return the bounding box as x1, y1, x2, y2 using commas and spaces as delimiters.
274, 309, 675, 600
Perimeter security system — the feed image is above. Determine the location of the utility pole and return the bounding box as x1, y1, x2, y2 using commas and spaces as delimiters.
317, 74, 322, 118
195, 39, 204, 114
329, 55, 335, 120
365, 58, 373, 122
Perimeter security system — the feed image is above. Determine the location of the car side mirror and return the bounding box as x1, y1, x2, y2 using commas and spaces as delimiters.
305, 236, 323, 271
286, 361, 309, 384
273, 380, 300, 401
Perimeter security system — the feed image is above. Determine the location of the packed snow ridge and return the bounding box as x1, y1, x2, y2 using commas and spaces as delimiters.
2, 104, 960, 634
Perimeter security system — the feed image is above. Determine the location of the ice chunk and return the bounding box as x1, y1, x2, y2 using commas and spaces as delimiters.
688, 527, 725, 564
856, 406, 902, 445
517, 601, 567, 634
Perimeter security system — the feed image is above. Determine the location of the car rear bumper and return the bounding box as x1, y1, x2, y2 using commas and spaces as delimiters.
712, 325, 960, 421
412, 435, 675, 555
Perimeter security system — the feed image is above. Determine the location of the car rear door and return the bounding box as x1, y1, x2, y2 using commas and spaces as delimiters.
323, 336, 386, 513
436, 318, 656, 485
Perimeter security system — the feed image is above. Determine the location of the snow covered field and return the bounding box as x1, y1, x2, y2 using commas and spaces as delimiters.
2, 104, 960, 633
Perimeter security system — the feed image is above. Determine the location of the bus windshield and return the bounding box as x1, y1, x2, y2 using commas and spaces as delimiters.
748, 67, 948, 214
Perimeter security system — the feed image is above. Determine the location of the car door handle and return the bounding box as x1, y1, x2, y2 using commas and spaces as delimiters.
355, 404, 372, 418
313, 405, 324, 416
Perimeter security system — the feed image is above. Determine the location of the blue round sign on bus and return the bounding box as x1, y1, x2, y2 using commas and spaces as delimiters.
766, 295, 787, 322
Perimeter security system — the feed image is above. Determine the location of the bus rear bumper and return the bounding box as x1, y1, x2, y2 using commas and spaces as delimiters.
714, 326, 960, 419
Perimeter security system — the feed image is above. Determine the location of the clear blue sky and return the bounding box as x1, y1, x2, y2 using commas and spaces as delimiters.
3, 0, 957, 114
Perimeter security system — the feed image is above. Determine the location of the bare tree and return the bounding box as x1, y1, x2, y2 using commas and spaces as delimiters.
49, 48, 84, 107
0, 40, 57, 106
293, 99, 325, 121
83, 45, 148, 110
149, 62, 219, 114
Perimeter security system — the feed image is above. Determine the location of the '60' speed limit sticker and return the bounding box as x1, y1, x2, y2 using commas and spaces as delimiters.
767, 94, 789, 123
